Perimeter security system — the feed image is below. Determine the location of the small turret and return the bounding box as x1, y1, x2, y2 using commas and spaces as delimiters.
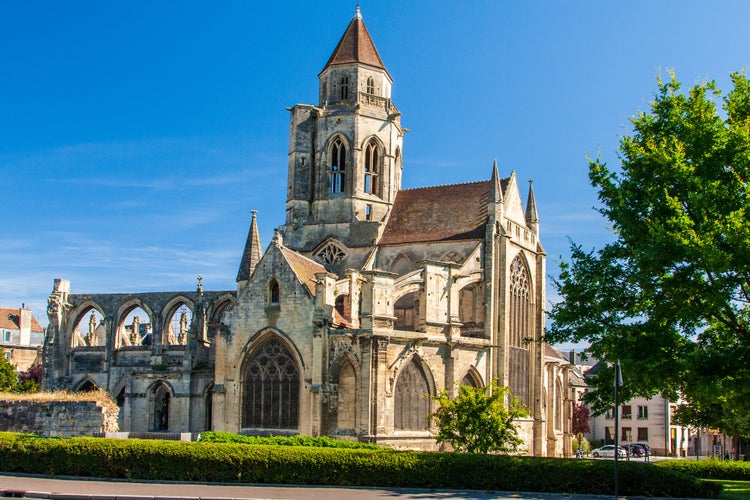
236, 210, 262, 289
525, 179, 539, 234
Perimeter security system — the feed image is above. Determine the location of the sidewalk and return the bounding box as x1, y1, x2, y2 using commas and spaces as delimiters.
0, 472, 640, 500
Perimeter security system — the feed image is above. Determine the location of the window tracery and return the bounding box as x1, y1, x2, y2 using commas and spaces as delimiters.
314, 241, 347, 266
329, 138, 347, 194
508, 254, 532, 406
394, 360, 431, 430
242, 338, 299, 429
366, 76, 375, 94
364, 140, 379, 196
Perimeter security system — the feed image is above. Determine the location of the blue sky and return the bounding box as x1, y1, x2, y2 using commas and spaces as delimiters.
2, 1, 749, 333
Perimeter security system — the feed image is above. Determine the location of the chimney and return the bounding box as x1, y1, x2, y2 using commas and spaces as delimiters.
19, 305, 32, 345
569, 350, 576, 366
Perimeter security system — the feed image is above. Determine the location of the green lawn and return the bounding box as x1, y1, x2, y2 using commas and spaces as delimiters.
712, 480, 750, 500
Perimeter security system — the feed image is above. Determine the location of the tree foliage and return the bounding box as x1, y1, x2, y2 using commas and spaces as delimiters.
547, 72, 750, 436
0, 348, 17, 391
432, 381, 527, 454
572, 403, 591, 435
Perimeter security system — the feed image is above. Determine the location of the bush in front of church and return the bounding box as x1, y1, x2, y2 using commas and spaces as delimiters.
0, 432, 721, 497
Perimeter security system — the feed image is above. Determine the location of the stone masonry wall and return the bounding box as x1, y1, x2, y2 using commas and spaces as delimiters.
0, 399, 119, 437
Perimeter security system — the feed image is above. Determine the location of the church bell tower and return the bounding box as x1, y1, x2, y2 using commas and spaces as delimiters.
283, 7, 406, 252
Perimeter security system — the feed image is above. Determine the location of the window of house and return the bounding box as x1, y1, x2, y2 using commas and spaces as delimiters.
637, 405, 648, 419
2, 330, 10, 342
605, 426, 614, 444
605, 409, 614, 419
621, 405, 632, 419
329, 138, 346, 193
339, 75, 349, 100
638, 427, 649, 441
365, 204, 372, 220
364, 140, 379, 196
3, 351, 10, 361
621, 427, 632, 442
366, 76, 375, 94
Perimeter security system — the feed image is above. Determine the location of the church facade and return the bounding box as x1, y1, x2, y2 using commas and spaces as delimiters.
43, 8, 572, 456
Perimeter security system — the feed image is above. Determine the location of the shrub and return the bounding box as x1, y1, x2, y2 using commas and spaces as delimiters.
572, 436, 591, 455
655, 458, 750, 481
198, 432, 382, 449
0, 432, 721, 498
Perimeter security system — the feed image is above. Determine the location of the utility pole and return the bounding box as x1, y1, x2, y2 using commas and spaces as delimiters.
614, 360, 623, 498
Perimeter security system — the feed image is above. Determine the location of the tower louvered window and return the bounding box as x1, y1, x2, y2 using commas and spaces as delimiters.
340, 75, 349, 100
364, 140, 379, 196
329, 138, 347, 193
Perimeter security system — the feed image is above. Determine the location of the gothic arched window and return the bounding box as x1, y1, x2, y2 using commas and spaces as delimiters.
508, 254, 532, 406
269, 279, 280, 305
329, 138, 347, 194
339, 75, 349, 100
509, 256, 531, 348
366, 76, 375, 94
334, 360, 357, 431
153, 383, 170, 431
242, 337, 299, 429
364, 140, 379, 196
394, 360, 431, 430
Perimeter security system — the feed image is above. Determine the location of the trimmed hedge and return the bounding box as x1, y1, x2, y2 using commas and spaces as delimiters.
198, 431, 382, 449
655, 458, 750, 480
0, 432, 720, 498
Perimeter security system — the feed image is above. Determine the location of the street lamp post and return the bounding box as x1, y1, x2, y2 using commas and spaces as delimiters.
614, 360, 623, 498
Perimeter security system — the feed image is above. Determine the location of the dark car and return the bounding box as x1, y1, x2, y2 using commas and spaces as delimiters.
625, 444, 647, 457
634, 442, 652, 456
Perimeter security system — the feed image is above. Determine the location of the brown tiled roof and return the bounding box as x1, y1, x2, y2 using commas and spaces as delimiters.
279, 247, 327, 297
321, 10, 389, 77
0, 308, 44, 333
379, 181, 493, 245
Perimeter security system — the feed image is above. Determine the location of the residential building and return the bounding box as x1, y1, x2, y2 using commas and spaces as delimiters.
0, 305, 44, 372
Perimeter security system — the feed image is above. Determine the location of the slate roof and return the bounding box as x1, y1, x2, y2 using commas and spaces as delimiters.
0, 307, 44, 333
279, 247, 327, 297
320, 7, 389, 78
544, 343, 570, 362
379, 180, 502, 245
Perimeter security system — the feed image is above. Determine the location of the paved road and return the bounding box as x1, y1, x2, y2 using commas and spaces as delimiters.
0, 473, 616, 500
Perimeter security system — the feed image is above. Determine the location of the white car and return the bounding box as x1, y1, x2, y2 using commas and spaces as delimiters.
591, 445, 628, 458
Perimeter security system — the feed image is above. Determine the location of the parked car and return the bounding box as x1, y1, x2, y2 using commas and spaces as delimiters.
591, 445, 628, 458
625, 444, 647, 457
634, 442, 651, 456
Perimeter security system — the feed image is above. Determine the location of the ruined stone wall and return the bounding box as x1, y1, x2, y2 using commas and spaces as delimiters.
0, 398, 119, 437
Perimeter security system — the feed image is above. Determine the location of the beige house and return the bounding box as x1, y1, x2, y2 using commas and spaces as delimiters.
43, 7, 571, 454
0, 306, 44, 372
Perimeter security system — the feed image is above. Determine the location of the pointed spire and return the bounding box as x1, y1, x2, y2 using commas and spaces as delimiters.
236, 210, 262, 282
490, 159, 503, 204
526, 179, 540, 229
320, 7, 390, 78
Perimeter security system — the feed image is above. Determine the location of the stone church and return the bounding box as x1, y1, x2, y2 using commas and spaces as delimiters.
43, 8, 573, 456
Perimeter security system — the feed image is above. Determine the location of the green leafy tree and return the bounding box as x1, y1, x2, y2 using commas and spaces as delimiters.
432, 381, 527, 454
547, 72, 750, 437
0, 348, 17, 391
